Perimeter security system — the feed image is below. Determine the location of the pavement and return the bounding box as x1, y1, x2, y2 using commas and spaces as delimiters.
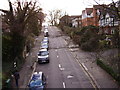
11, 33, 44, 89
65, 37, 120, 88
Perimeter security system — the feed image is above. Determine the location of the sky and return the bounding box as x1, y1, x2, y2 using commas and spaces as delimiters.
0, 0, 118, 16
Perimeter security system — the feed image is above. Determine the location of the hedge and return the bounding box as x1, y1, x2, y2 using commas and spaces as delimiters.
97, 59, 120, 85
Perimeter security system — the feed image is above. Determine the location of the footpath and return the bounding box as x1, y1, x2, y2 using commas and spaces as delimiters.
66, 37, 120, 88
11, 33, 43, 89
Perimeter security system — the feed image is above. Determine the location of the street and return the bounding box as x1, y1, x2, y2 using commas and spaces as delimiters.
35, 26, 119, 88
1, 0, 120, 89
36, 26, 93, 88
17, 26, 119, 89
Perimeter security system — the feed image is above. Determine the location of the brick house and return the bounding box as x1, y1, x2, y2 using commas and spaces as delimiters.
92, 5, 105, 26
82, 5, 104, 27
82, 8, 93, 26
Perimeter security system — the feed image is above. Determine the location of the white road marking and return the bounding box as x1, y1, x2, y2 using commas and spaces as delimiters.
57, 55, 59, 58
59, 64, 61, 68
58, 64, 65, 71
60, 68, 65, 71
67, 75, 74, 79
55, 50, 57, 51
81, 63, 88, 71
63, 82, 66, 88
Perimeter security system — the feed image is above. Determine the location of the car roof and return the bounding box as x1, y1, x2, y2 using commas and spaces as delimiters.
39, 49, 47, 52
32, 72, 43, 80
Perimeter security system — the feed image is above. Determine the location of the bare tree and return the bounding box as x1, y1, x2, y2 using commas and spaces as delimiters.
47, 9, 65, 26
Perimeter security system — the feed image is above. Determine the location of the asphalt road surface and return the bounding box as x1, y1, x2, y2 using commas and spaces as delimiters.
35, 26, 96, 88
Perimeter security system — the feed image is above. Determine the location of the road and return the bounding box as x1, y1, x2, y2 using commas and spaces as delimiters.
12, 26, 119, 89
35, 26, 96, 88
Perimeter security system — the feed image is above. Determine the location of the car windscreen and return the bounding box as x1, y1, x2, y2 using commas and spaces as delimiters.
29, 80, 42, 87
42, 41, 47, 43
38, 51, 48, 56
41, 44, 48, 48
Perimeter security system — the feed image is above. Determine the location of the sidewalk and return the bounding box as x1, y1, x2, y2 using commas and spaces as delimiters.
67, 41, 119, 88
12, 33, 43, 89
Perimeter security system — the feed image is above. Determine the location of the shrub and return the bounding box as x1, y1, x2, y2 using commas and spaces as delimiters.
81, 37, 99, 51
72, 35, 81, 44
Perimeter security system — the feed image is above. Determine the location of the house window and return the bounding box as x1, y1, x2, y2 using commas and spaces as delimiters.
106, 18, 109, 25
111, 18, 114, 26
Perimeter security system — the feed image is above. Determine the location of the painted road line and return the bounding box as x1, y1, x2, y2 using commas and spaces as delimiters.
63, 82, 66, 88
59, 64, 61, 68
81, 63, 88, 71
46, 75, 48, 79
60, 68, 65, 71
57, 55, 59, 58
55, 50, 57, 51
67, 75, 74, 79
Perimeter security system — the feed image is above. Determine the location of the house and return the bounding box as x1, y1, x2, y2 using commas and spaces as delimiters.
82, 5, 105, 27
98, 3, 119, 34
82, 8, 93, 26
70, 15, 82, 28
92, 5, 105, 26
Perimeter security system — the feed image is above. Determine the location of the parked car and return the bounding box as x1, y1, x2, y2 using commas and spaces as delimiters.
43, 37, 49, 42
40, 43, 49, 50
44, 29, 49, 37
43, 37, 49, 41
37, 49, 49, 63
28, 72, 46, 90
44, 32, 48, 37
41, 40, 48, 45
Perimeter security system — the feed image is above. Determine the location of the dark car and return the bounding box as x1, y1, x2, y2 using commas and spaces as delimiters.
37, 49, 49, 63
28, 72, 46, 90
44, 29, 49, 37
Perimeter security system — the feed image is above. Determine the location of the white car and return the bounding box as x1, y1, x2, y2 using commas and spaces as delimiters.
43, 37, 49, 41
37, 49, 49, 63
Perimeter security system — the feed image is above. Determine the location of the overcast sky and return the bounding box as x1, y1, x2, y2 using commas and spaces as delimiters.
0, 0, 118, 15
